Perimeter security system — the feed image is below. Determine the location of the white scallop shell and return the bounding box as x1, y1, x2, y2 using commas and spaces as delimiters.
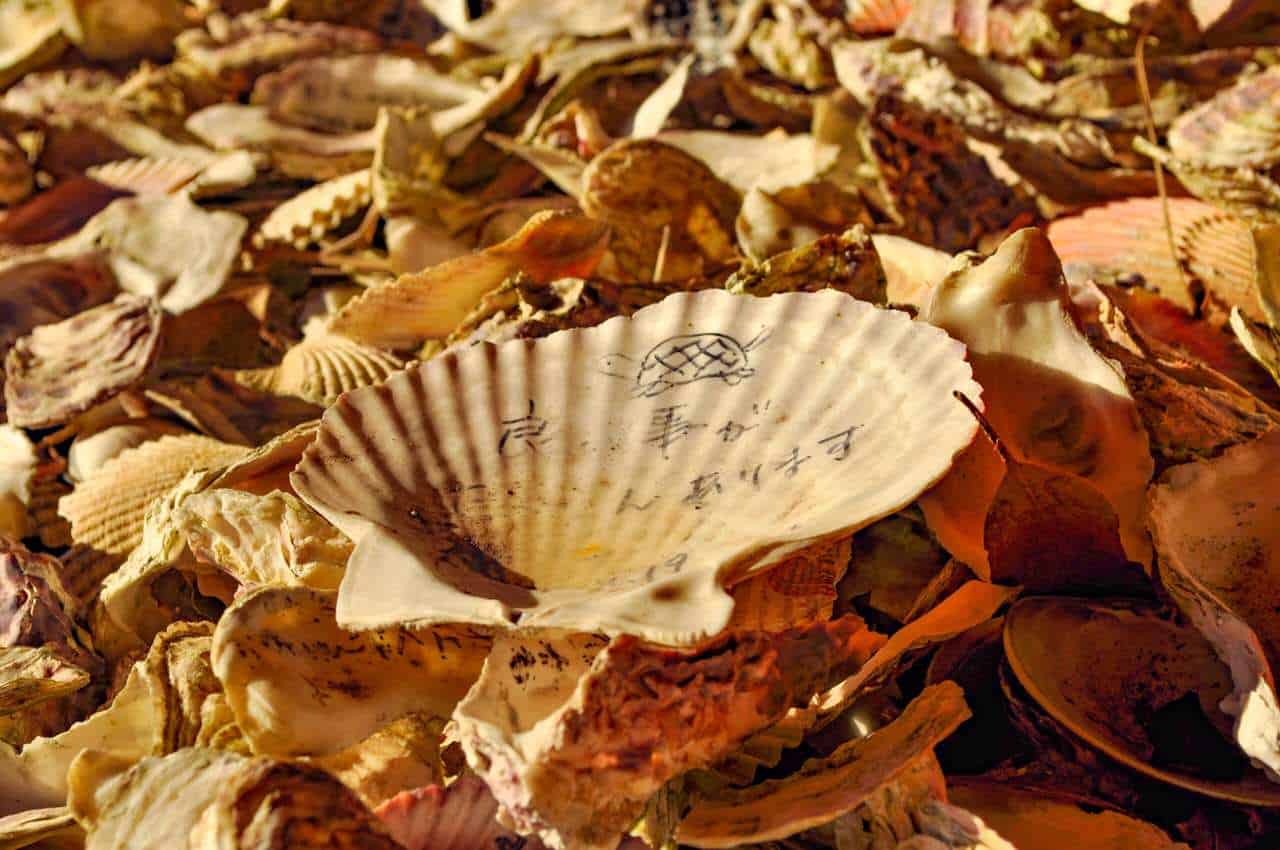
254, 169, 371, 250
294, 290, 981, 643
235, 326, 404, 406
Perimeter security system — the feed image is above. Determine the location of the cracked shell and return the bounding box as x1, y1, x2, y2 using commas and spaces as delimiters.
294, 289, 980, 643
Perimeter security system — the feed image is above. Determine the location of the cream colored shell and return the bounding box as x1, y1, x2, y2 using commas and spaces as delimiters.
254, 169, 371, 250
296, 289, 980, 643
235, 325, 403, 406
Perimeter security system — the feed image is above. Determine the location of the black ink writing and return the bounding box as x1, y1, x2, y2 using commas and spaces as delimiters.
498, 400, 551, 455
646, 404, 705, 459
683, 472, 723, 507
817, 425, 862, 461
774, 446, 811, 478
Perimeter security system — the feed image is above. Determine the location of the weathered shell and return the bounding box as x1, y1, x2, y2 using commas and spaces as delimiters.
0, 806, 82, 850
0, 426, 36, 540
58, 0, 186, 61
452, 618, 878, 850
1004, 596, 1280, 805
1169, 67, 1280, 171
0, 2, 67, 91
4, 294, 162, 429
55, 194, 248, 314
234, 325, 404, 406
58, 434, 248, 557
1178, 210, 1259, 320
211, 586, 489, 757
173, 489, 350, 590
186, 104, 377, 177
251, 54, 479, 132
1149, 430, 1280, 783
297, 289, 980, 642
376, 774, 546, 850
254, 169, 372, 250
1046, 197, 1234, 312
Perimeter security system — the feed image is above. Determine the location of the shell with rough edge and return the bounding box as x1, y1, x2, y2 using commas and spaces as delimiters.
254, 169, 372, 250
1004, 595, 1280, 806
1169, 66, 1280, 171
294, 289, 981, 644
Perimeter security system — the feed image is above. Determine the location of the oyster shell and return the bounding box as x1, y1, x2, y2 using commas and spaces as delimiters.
0, 806, 82, 849
173, 489, 350, 591
1004, 596, 1280, 804
1149, 430, 1280, 783
251, 54, 480, 133
4, 294, 162, 429
451, 617, 880, 850
58, 434, 248, 557
56, 194, 248, 315
211, 586, 490, 756
297, 289, 980, 641
67, 747, 401, 850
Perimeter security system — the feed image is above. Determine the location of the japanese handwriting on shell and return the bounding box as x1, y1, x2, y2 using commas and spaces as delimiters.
622, 328, 770, 397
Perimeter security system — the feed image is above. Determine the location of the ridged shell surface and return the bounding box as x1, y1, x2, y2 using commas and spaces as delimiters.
255, 169, 371, 250
294, 290, 981, 643
235, 328, 404, 406
848, 0, 913, 33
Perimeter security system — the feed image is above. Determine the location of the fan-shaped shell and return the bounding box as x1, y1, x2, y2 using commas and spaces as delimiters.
254, 169, 371, 250
234, 327, 404, 406
67, 419, 188, 483
4, 294, 162, 429
294, 289, 981, 643
1177, 210, 1259, 320
58, 434, 247, 557
1004, 596, 1280, 806
1169, 67, 1280, 171
1046, 197, 1235, 312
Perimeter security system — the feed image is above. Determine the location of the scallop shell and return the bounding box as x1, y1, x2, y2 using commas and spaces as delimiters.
1149, 430, 1280, 783
376, 774, 545, 850
1169, 66, 1280, 171
1003, 596, 1280, 806
67, 419, 188, 483
254, 169, 372, 250
234, 326, 404, 406
85, 158, 204, 195
1177, 211, 1260, 320
848, 0, 914, 33
4, 294, 162, 429
295, 289, 980, 642
1046, 197, 1233, 312
58, 434, 248, 557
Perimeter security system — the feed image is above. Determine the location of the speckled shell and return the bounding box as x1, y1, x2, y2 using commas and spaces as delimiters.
1169, 67, 1280, 171
294, 289, 981, 643
234, 326, 404, 406
254, 169, 372, 250
4, 294, 162, 429
58, 434, 248, 557
1004, 596, 1280, 806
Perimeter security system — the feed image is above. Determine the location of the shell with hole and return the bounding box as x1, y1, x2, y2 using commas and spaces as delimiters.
294, 289, 981, 643
1003, 595, 1280, 806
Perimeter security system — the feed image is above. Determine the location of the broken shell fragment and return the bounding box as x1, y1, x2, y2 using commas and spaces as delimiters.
451, 617, 881, 850
296, 289, 981, 641
4, 295, 162, 429
1169, 67, 1280, 172
1003, 596, 1280, 805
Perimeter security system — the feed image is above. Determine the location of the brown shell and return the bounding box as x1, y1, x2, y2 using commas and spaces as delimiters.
1004, 596, 1280, 806
4, 294, 162, 429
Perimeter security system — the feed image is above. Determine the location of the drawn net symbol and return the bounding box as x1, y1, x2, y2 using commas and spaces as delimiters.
653, 337, 740, 379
